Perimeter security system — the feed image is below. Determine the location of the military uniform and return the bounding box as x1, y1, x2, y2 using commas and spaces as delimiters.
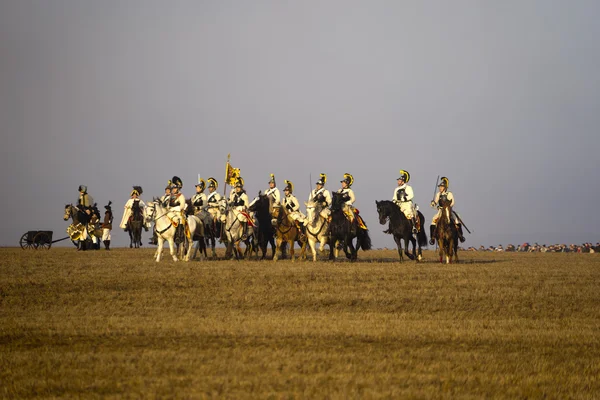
393, 170, 417, 233
102, 201, 113, 250
429, 177, 465, 244
168, 176, 186, 225
230, 181, 251, 239
265, 173, 281, 206
120, 186, 147, 230
205, 177, 222, 223
192, 179, 208, 214
308, 173, 332, 219
77, 185, 94, 212
337, 173, 356, 222
282, 180, 305, 224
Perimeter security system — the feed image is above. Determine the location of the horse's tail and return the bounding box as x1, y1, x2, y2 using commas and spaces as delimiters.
358, 229, 372, 251
417, 212, 428, 247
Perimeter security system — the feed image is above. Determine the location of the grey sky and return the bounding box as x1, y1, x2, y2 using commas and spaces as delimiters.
1, 1, 599, 248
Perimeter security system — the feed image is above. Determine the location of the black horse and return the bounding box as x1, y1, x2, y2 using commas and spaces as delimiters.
376, 200, 427, 262
328, 192, 372, 261
434, 200, 459, 264
248, 193, 276, 260
128, 201, 144, 248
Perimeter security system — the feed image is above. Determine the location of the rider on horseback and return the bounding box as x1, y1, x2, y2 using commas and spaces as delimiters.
120, 186, 148, 232
192, 178, 207, 237
206, 177, 222, 225
308, 173, 331, 220
338, 173, 356, 223
77, 185, 94, 215
283, 180, 306, 238
167, 176, 187, 238
230, 179, 250, 240
429, 177, 465, 245
393, 170, 418, 234
150, 182, 172, 245
265, 173, 281, 225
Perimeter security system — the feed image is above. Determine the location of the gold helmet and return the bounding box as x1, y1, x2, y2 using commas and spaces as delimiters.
131, 186, 143, 196
195, 178, 206, 190
341, 173, 354, 187
284, 180, 294, 193
438, 176, 449, 188
207, 177, 218, 189
316, 173, 327, 185
165, 180, 172, 190
398, 170, 410, 183
235, 176, 245, 188
269, 173, 276, 184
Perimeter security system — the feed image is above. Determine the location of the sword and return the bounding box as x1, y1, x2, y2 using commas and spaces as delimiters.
452, 210, 472, 234
431, 175, 439, 206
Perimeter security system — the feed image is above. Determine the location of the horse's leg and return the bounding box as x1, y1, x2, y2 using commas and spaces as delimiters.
167, 237, 178, 262
129, 231, 133, 248
155, 236, 164, 262
273, 236, 282, 261
393, 235, 403, 262
289, 239, 295, 262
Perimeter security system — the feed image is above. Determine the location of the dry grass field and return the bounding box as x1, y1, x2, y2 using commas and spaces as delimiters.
1, 247, 599, 398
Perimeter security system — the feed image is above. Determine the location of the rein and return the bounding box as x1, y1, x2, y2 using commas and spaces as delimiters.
306, 216, 327, 238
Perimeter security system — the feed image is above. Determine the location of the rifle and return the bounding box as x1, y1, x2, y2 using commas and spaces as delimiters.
431, 175, 439, 206
452, 210, 472, 234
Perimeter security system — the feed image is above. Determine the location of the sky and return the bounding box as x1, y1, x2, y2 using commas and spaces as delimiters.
1, 0, 599, 249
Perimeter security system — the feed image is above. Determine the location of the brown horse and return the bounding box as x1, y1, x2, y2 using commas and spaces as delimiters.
272, 204, 306, 261
434, 200, 459, 264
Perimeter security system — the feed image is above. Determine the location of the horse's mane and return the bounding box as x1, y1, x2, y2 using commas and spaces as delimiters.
378, 200, 405, 219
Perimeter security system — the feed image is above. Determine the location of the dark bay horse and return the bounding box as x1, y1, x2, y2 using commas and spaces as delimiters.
376, 200, 427, 262
128, 201, 144, 248
272, 202, 307, 262
248, 193, 276, 260
434, 201, 459, 264
329, 192, 372, 261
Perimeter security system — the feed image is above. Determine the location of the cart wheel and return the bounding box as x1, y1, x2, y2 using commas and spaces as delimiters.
34, 232, 52, 250
20, 233, 33, 250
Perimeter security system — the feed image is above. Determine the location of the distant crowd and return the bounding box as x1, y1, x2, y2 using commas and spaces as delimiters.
463, 242, 599, 253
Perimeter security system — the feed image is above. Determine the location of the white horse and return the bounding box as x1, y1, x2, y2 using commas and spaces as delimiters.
304, 200, 330, 262
145, 200, 201, 262
220, 199, 255, 259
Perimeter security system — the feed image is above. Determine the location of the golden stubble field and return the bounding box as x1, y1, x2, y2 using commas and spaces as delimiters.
1, 247, 599, 399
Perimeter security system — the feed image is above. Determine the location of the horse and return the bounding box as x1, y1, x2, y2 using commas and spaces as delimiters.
247, 193, 276, 260
304, 199, 331, 262
376, 200, 427, 262
145, 199, 202, 262
434, 200, 459, 264
328, 192, 372, 261
128, 200, 144, 248
220, 199, 257, 260
185, 199, 208, 261
271, 202, 307, 262
64, 204, 93, 250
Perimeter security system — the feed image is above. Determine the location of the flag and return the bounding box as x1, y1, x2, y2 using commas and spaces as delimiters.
225, 161, 240, 186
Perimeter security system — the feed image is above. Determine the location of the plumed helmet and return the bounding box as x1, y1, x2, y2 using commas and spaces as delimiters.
171, 176, 183, 188
438, 177, 449, 188
195, 178, 206, 189
269, 173, 276, 184
207, 177, 218, 189
131, 186, 143, 196
104, 200, 112, 211
235, 177, 244, 188
78, 185, 87, 193
341, 173, 354, 187
316, 173, 327, 185
165, 180, 172, 190
398, 170, 410, 183
284, 180, 294, 193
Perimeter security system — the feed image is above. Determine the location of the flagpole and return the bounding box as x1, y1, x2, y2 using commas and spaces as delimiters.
224, 154, 230, 197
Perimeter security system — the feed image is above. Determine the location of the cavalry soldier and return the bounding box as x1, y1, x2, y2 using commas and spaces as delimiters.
429, 177, 466, 244
265, 173, 281, 206
120, 186, 148, 232
102, 201, 113, 250
206, 177, 222, 224
77, 185, 94, 214
230, 179, 251, 239
282, 180, 306, 234
192, 178, 208, 214
167, 176, 186, 219
393, 170, 418, 233
149, 182, 172, 245
308, 173, 332, 219
338, 173, 356, 222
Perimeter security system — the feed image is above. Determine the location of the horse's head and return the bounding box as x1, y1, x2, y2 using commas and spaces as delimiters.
63, 204, 72, 221
376, 200, 389, 225
331, 192, 345, 211
305, 200, 320, 226
218, 198, 228, 214
145, 200, 157, 222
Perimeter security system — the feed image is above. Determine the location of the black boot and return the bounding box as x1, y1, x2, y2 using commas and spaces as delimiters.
429, 225, 436, 246
457, 224, 465, 243
103, 240, 109, 250
241, 222, 248, 240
